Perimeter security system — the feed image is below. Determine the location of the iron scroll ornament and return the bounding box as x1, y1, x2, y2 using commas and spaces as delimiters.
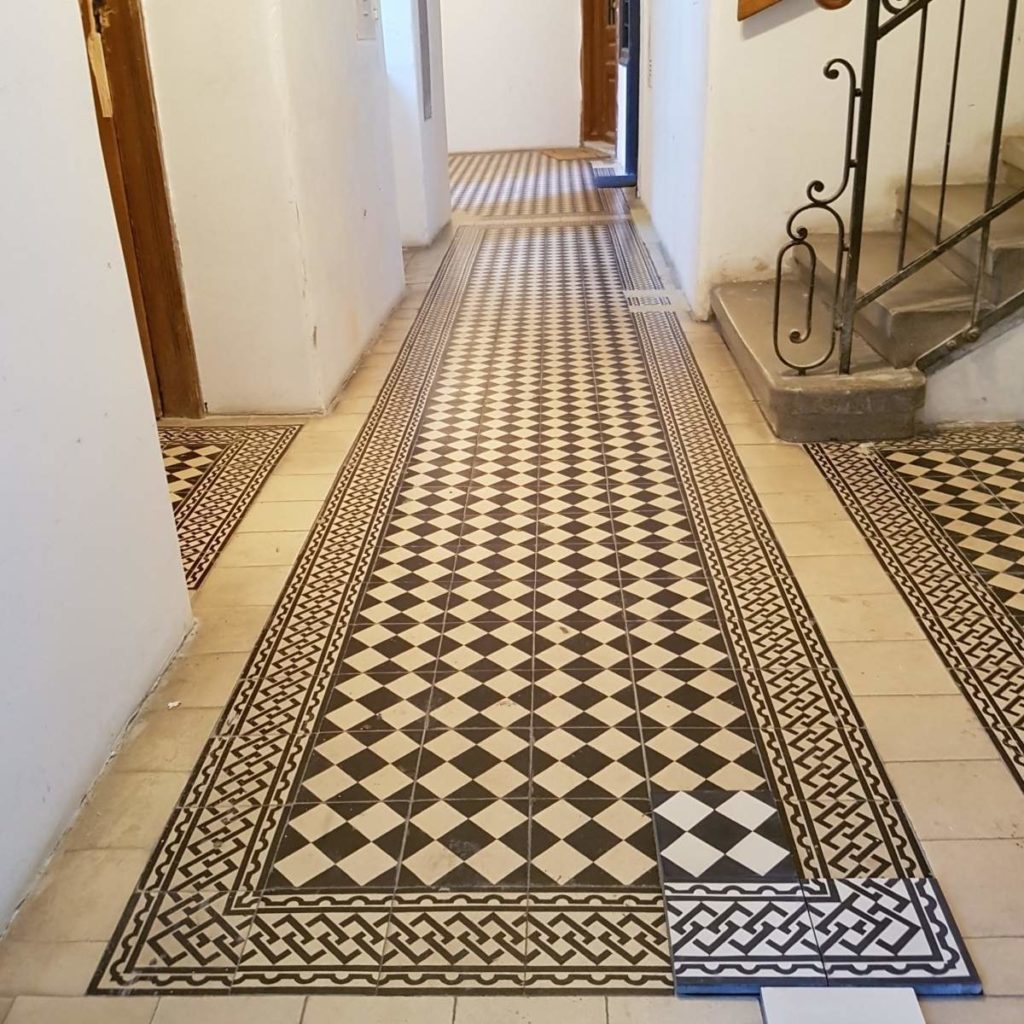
772, 58, 860, 374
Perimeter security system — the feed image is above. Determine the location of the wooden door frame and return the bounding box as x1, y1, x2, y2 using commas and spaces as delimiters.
580, 0, 617, 143
81, 0, 202, 418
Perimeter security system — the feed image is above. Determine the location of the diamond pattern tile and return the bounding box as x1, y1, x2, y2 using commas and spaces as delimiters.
95, 160, 976, 997
159, 425, 300, 587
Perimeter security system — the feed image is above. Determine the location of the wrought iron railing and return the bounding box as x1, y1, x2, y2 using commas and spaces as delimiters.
774, 0, 1024, 375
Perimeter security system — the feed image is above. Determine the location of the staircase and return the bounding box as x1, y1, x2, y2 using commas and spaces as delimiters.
713, 136, 1024, 442
711, 0, 1024, 443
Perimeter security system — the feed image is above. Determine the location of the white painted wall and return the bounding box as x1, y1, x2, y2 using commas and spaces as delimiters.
0, 3, 191, 926
142, 0, 405, 413
382, 0, 452, 245
922, 315, 1024, 424
279, 0, 406, 398
639, 0, 1024, 317
440, 0, 582, 152
636, 0, 710, 305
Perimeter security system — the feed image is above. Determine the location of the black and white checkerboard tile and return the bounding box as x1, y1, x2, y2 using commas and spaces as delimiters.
449, 150, 627, 219
93, 161, 977, 996
812, 430, 1024, 790
159, 424, 300, 587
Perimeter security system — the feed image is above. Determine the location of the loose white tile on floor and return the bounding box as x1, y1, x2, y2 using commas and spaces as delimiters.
762, 988, 924, 1023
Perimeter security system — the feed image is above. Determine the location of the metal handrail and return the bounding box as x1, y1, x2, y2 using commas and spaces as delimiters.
773, 0, 1022, 375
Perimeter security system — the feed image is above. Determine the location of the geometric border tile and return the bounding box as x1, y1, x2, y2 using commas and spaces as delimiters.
665, 879, 980, 996
811, 430, 1024, 791
92, 185, 975, 994
160, 424, 301, 587
664, 881, 825, 994
805, 878, 980, 995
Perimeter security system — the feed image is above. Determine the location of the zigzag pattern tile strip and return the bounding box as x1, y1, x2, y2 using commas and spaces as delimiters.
811, 431, 1024, 790
93, 160, 975, 995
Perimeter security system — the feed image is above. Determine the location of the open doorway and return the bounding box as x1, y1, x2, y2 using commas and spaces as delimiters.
591, 0, 640, 188
581, 0, 618, 146
80, 0, 201, 418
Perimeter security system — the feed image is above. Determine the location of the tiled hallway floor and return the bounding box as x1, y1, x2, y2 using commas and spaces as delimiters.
1, 155, 1022, 1023
159, 425, 300, 588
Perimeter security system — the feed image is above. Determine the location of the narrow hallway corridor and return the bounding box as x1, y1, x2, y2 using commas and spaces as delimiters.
2, 153, 1022, 1023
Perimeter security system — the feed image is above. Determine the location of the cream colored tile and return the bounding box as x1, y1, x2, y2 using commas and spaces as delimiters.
789, 555, 893, 595
772, 520, 871, 556
8, 851, 149, 943
0, 998, 10, 1023
258, 475, 334, 503
188, 605, 272, 655
857, 696, 1000, 762
922, 998, 1024, 1024
332, 396, 376, 414
194, 565, 291, 608
151, 996, 303, 1023
746, 464, 830, 495
735, 443, 811, 469
359, 352, 398, 371
888, 761, 1024, 840
216, 532, 307, 570
830, 641, 959, 696
805, 593, 920, 642
5, 997, 157, 1024
304, 996, 454, 1024
342, 372, 389, 398
373, 337, 406, 354
116, 708, 220, 773
724, 420, 777, 445
236, 501, 322, 533
608, 996, 761, 1023
456, 997, 605, 1024
691, 349, 737, 372
967, 938, 1024, 996
288, 432, 357, 454
759, 491, 848, 524
0, 941, 105, 997
274, 451, 344, 476
925, 839, 1024, 938
155, 652, 247, 707
301, 412, 366, 435
63, 772, 186, 851
707, 381, 757, 407
716, 405, 766, 427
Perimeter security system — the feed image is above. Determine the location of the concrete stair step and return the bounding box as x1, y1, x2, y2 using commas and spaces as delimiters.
794, 231, 976, 368
1004, 135, 1024, 187
905, 183, 1024, 302
711, 280, 925, 442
